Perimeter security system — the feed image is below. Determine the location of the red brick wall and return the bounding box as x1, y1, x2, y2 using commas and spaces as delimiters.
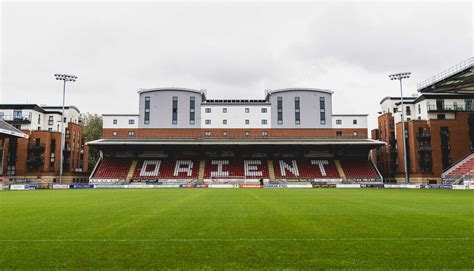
102, 128, 368, 139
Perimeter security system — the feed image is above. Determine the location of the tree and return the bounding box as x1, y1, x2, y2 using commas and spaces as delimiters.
81, 113, 103, 170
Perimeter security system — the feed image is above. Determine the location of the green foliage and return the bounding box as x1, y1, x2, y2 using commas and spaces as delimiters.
0, 189, 473, 269
80, 113, 102, 170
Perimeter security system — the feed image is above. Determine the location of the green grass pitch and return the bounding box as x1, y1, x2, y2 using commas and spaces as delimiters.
1, 188, 473, 269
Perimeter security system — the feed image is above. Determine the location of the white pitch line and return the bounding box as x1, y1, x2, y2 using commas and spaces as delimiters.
0, 238, 473, 242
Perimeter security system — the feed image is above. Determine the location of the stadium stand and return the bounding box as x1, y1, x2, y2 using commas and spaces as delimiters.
91, 158, 132, 180
442, 153, 474, 184
132, 159, 199, 179
340, 160, 381, 181
273, 159, 341, 179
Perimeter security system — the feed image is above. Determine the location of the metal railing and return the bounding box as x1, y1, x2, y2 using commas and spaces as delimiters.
0, 114, 32, 122
427, 103, 474, 112
417, 57, 474, 90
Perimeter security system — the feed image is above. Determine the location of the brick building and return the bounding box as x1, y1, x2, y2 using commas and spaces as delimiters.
372, 58, 474, 184
0, 104, 89, 184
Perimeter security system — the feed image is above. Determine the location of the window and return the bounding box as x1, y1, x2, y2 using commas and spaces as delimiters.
129, 119, 135, 125
204, 131, 211, 137
144, 96, 150, 124
353, 119, 357, 125
245, 108, 250, 113
277, 97, 283, 124
48, 116, 53, 125
48, 128, 52, 132
13, 110, 22, 120
172, 96, 178, 125
406, 106, 411, 116
336, 131, 342, 137
223, 119, 227, 125
190, 97, 195, 125
113, 119, 118, 125
37, 114, 41, 124
223, 108, 227, 113
205, 119, 211, 125
261, 119, 267, 125
128, 131, 135, 136
0, 112, 3, 119
245, 119, 250, 125
222, 131, 228, 137
112, 131, 117, 136
320, 97, 326, 125
295, 97, 301, 125
245, 131, 250, 137
418, 104, 421, 114
393, 108, 398, 113
205, 108, 211, 113
437, 114, 446, 120
466, 99, 472, 111
261, 108, 267, 113
353, 131, 358, 136
336, 119, 342, 125
261, 131, 268, 136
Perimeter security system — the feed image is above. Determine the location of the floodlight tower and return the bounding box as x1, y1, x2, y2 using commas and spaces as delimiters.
54, 74, 78, 184
389, 72, 411, 184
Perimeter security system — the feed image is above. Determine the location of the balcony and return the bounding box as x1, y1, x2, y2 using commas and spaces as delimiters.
417, 132, 431, 139
418, 145, 432, 152
28, 143, 46, 153
27, 156, 45, 166
1, 114, 32, 124
427, 104, 474, 112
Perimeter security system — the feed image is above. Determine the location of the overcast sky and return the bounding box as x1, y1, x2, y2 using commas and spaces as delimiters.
1, 1, 472, 130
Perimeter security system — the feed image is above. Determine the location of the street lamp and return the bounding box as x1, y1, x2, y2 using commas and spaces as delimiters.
54, 73, 77, 184
389, 72, 411, 184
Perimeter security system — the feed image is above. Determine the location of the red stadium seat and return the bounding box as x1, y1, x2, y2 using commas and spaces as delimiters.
273, 159, 340, 179
92, 158, 131, 179
340, 160, 381, 180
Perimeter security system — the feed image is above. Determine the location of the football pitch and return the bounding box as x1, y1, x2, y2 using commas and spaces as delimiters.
1, 188, 473, 269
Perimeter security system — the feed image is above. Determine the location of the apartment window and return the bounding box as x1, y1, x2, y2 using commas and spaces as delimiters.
205, 108, 211, 113
261, 131, 268, 137
320, 97, 326, 125
223, 119, 227, 125
245, 131, 250, 137
261, 108, 267, 113
48, 116, 53, 125
112, 131, 117, 136
353, 119, 357, 125
222, 131, 228, 137
37, 114, 41, 124
418, 104, 421, 114
172, 96, 178, 125
393, 108, 398, 113
295, 97, 301, 125
245, 119, 250, 125
13, 110, 22, 120
190, 97, 196, 125
437, 114, 446, 120
245, 108, 250, 113
223, 108, 227, 113
261, 119, 267, 125
204, 131, 211, 137
205, 119, 211, 125
277, 97, 283, 124
144, 96, 150, 125
129, 119, 135, 125
336, 131, 342, 137
336, 119, 342, 125
48, 128, 52, 132
113, 119, 118, 125
466, 99, 472, 111
0, 112, 3, 119
128, 131, 135, 136
406, 106, 411, 116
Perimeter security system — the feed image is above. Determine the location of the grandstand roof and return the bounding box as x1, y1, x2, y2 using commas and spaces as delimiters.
87, 138, 385, 147
417, 57, 474, 93
0, 119, 28, 139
